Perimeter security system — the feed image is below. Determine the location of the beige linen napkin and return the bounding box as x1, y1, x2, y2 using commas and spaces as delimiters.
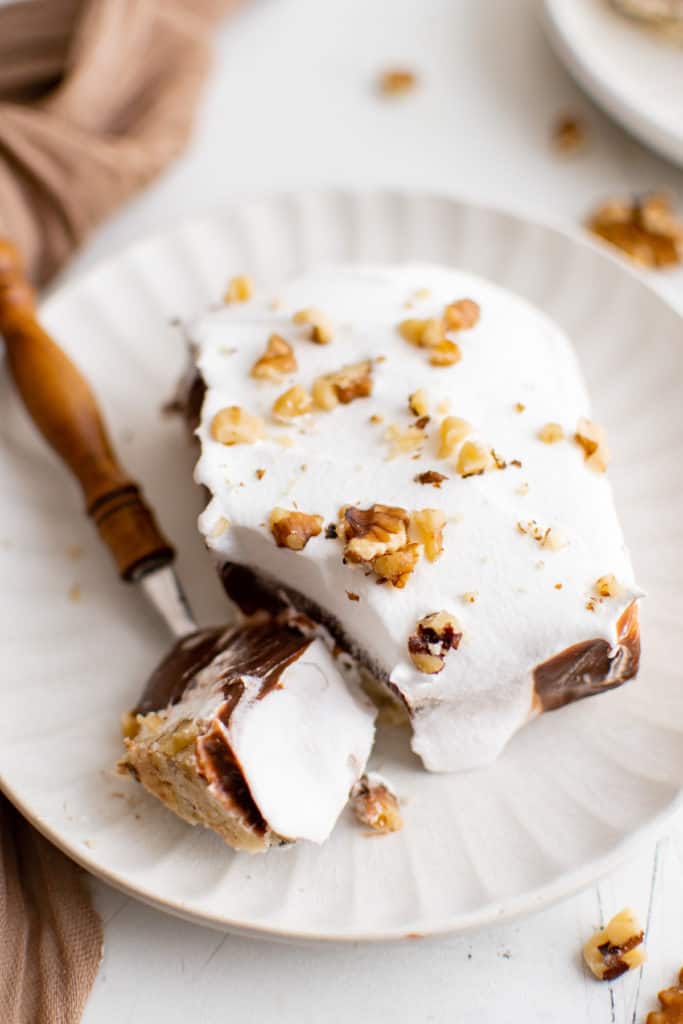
0, 1, 239, 1020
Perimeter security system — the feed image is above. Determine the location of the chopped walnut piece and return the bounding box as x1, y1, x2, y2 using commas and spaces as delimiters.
429, 338, 462, 367
409, 388, 429, 417
515, 402, 526, 413
542, 527, 567, 551
350, 773, 403, 834
444, 298, 480, 331
583, 908, 646, 981
373, 543, 420, 588
646, 966, 683, 1024
346, 590, 360, 602
312, 360, 373, 411
587, 192, 682, 269
456, 440, 496, 477
385, 423, 426, 457
462, 591, 477, 604
438, 416, 472, 458
341, 504, 410, 563
272, 384, 313, 421
379, 68, 417, 96
595, 573, 622, 598
293, 307, 334, 344
269, 507, 323, 550
369, 413, 384, 425
255, 468, 266, 480
538, 422, 564, 444
552, 114, 586, 154
408, 610, 462, 674
223, 274, 253, 304
415, 470, 448, 488
398, 317, 445, 348
250, 333, 297, 380
518, 520, 567, 551
410, 508, 446, 562
575, 417, 611, 472
211, 406, 265, 445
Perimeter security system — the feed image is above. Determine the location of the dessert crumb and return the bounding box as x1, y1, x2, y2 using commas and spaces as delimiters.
378, 68, 418, 97
552, 113, 587, 154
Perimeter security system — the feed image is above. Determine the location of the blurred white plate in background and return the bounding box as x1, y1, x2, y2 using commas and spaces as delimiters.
544, 0, 683, 167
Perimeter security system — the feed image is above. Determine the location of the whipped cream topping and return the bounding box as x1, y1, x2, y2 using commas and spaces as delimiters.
191, 264, 640, 771
159, 634, 376, 844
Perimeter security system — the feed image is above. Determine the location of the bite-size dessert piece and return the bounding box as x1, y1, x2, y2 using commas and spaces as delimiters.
188, 264, 641, 772
120, 621, 376, 852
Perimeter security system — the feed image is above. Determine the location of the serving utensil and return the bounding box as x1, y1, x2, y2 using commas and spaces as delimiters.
0, 238, 197, 642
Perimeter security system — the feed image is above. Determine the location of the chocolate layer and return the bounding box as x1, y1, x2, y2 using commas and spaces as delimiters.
135, 621, 311, 715
223, 561, 641, 717
533, 601, 640, 712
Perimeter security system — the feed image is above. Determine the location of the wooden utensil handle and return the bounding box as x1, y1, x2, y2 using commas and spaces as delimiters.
0, 238, 174, 580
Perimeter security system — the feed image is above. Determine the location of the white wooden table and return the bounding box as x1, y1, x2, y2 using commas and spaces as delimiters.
67, 1, 683, 1020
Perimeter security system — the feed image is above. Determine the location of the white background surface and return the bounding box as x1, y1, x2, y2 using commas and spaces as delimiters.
45, 0, 683, 1020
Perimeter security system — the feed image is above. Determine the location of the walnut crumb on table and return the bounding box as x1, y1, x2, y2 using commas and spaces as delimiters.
551, 113, 587, 154
587, 192, 683, 269
646, 967, 683, 1024
583, 907, 646, 980
378, 68, 417, 96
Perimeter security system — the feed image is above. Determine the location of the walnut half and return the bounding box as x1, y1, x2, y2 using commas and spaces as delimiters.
350, 773, 403, 833
408, 610, 462, 674
583, 907, 646, 981
269, 507, 323, 550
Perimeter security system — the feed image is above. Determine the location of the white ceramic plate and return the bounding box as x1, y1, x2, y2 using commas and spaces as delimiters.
1, 192, 683, 942
543, 0, 683, 167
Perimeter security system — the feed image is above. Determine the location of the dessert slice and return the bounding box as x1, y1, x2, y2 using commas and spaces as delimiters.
120, 621, 376, 852
188, 263, 641, 772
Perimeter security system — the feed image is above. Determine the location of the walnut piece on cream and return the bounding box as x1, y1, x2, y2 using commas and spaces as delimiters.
456, 440, 496, 478
429, 338, 462, 367
438, 416, 472, 458
293, 307, 334, 344
408, 610, 462, 674
538, 422, 564, 444
350, 773, 403, 833
373, 544, 421, 589
250, 333, 297, 380
410, 508, 446, 562
595, 573, 622, 598
211, 406, 265, 445
415, 470, 448, 488
575, 417, 611, 473
341, 504, 410, 563
312, 360, 373, 411
583, 907, 646, 981
444, 298, 480, 331
272, 384, 313, 422
269, 507, 323, 550
384, 423, 426, 458
408, 388, 429, 417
